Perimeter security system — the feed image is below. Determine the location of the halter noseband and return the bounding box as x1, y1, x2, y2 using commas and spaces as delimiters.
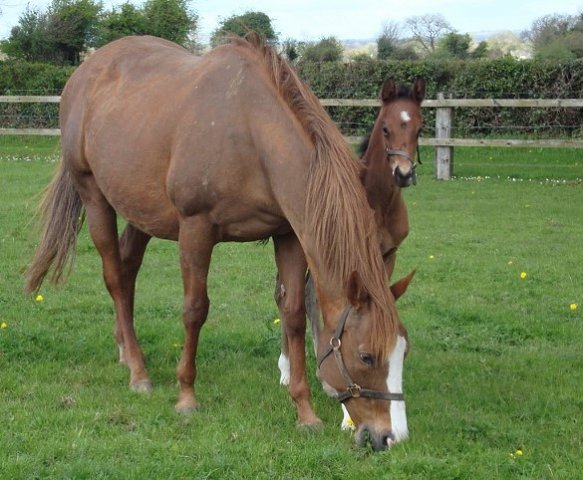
317, 306, 405, 403
385, 146, 422, 169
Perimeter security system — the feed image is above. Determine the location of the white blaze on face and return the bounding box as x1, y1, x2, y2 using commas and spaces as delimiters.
387, 335, 408, 443
400, 110, 411, 124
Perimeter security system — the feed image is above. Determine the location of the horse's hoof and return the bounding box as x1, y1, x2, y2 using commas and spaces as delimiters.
175, 401, 200, 415
130, 379, 153, 393
297, 418, 323, 431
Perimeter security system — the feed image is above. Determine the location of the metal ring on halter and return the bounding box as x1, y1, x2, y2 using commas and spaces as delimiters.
317, 306, 405, 404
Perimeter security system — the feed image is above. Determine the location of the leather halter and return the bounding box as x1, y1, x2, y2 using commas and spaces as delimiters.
317, 306, 405, 403
385, 146, 422, 168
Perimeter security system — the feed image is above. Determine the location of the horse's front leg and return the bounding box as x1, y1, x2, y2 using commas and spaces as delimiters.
175, 216, 215, 413
273, 233, 321, 427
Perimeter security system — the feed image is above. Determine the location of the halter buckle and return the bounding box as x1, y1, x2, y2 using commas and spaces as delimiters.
348, 384, 362, 398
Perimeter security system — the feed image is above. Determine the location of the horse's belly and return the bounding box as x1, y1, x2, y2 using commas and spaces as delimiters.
87, 164, 180, 240
216, 216, 292, 241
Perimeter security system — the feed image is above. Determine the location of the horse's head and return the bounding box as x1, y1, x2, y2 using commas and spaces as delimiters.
316, 271, 412, 451
378, 77, 425, 188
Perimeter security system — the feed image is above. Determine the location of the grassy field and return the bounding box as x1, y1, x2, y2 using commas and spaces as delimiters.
0, 137, 582, 478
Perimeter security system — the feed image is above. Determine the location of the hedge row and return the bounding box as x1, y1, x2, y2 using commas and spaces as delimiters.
1, 57, 583, 136
297, 57, 583, 136
0, 61, 73, 129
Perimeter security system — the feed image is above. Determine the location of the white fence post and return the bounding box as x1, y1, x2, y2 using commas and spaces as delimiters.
435, 93, 454, 180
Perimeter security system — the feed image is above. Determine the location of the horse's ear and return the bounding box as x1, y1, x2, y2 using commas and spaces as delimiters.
390, 269, 416, 301
346, 271, 370, 309
380, 79, 398, 104
411, 77, 426, 104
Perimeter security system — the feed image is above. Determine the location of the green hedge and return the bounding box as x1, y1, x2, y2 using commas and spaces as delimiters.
1, 56, 583, 137
297, 57, 583, 137
0, 61, 73, 129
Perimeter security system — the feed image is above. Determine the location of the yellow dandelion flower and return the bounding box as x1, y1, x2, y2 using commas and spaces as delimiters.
273, 318, 281, 325
520, 272, 527, 279
1, 322, 7, 329
515, 449, 524, 456
428, 255, 435, 260
35, 294, 44, 302
570, 303, 578, 311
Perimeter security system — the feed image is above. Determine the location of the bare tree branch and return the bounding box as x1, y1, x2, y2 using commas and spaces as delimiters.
405, 13, 453, 53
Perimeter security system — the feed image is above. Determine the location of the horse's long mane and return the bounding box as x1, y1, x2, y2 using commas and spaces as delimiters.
231, 34, 399, 357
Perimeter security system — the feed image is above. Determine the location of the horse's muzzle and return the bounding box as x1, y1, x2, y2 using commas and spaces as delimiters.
394, 165, 416, 188
356, 425, 395, 451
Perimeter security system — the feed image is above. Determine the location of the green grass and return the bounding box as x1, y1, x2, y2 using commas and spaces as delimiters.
1, 137, 582, 478
419, 145, 583, 181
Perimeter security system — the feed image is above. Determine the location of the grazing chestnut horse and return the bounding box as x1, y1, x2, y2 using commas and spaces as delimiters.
277, 78, 425, 438
25, 35, 409, 451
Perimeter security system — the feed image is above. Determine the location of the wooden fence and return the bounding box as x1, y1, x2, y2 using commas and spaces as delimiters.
2, 95, 583, 179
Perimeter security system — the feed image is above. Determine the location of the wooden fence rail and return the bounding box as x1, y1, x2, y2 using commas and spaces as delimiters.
2, 96, 582, 179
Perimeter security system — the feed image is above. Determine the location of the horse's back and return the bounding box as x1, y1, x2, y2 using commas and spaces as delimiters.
59, 37, 206, 238
59, 36, 292, 241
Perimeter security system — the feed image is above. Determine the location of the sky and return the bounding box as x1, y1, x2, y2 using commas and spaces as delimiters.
0, 0, 582, 43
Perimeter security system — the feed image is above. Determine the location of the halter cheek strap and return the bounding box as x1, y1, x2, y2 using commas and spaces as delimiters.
317, 306, 405, 403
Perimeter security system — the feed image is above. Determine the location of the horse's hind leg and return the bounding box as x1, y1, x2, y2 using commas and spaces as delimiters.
116, 224, 152, 390
274, 274, 291, 386
75, 176, 151, 392
276, 271, 319, 386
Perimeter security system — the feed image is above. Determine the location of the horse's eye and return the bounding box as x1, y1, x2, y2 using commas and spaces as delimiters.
382, 126, 389, 136
359, 352, 374, 366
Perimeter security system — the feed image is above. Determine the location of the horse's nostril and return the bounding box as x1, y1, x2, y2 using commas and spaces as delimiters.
383, 431, 396, 448
358, 426, 397, 451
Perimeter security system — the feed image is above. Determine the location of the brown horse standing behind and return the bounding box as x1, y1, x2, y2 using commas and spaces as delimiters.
361, 77, 425, 278
277, 78, 425, 437
25, 35, 410, 451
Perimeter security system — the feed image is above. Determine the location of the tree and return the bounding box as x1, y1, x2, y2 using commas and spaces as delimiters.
523, 14, 575, 52
522, 13, 583, 59
300, 36, 344, 62
486, 31, 531, 59
436, 32, 471, 59
94, 2, 149, 47
471, 41, 488, 59
210, 11, 278, 47
376, 21, 401, 60
142, 0, 198, 46
0, 6, 52, 62
93, 0, 197, 50
281, 38, 304, 62
1, 0, 102, 64
405, 13, 453, 54
48, 0, 102, 64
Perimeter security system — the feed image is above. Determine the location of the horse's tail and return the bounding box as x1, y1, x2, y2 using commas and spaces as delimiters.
24, 163, 84, 294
